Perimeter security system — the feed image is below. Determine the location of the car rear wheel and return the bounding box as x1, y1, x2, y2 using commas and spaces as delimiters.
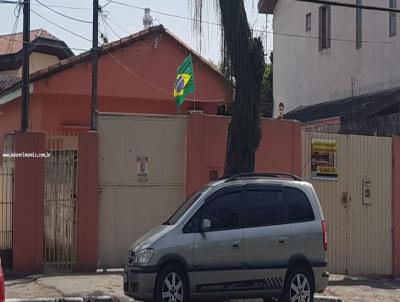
282, 266, 314, 302
155, 265, 189, 302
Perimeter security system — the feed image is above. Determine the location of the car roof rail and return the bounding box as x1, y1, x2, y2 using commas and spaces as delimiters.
223, 172, 303, 182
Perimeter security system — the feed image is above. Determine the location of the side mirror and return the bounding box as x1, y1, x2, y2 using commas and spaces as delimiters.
201, 218, 211, 232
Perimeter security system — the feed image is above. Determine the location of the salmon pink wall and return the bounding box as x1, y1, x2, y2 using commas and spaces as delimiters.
13, 132, 45, 273
186, 113, 302, 196
0, 30, 229, 147
77, 131, 99, 272
34, 32, 229, 104
0, 95, 44, 150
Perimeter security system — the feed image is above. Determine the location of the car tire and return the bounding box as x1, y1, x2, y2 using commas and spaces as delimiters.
282, 266, 314, 302
155, 265, 189, 302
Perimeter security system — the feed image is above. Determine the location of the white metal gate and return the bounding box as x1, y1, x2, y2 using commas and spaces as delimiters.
98, 114, 187, 268
302, 132, 393, 275
0, 134, 15, 269
44, 133, 78, 272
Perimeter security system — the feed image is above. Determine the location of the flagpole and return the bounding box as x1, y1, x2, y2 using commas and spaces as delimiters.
193, 55, 196, 111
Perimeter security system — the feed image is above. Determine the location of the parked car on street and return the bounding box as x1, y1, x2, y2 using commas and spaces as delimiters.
0, 257, 4, 302
124, 173, 329, 302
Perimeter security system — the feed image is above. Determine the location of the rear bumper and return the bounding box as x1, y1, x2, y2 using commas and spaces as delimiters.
313, 267, 329, 293
123, 266, 157, 301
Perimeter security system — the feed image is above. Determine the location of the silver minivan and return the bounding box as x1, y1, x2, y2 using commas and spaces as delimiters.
124, 173, 329, 302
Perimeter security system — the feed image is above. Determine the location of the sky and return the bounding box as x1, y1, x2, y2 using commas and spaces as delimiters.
0, 0, 273, 64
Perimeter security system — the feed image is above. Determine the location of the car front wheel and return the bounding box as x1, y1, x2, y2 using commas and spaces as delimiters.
155, 265, 189, 302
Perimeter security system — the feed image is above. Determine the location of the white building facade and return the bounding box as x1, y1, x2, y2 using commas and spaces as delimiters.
259, 0, 400, 115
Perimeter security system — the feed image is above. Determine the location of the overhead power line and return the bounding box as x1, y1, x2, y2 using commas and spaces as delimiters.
0, 0, 19, 3
294, 0, 400, 13
34, 0, 92, 24
31, 9, 92, 43
105, 0, 395, 45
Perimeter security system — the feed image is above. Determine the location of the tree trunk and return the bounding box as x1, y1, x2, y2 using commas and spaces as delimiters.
219, 0, 265, 176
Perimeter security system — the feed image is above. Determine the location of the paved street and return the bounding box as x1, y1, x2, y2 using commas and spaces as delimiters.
4, 272, 400, 302
321, 274, 400, 302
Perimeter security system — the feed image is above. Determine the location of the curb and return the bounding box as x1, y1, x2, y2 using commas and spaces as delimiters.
6, 296, 113, 302
315, 295, 343, 302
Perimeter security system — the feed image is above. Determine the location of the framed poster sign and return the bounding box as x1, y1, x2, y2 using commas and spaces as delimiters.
311, 138, 338, 180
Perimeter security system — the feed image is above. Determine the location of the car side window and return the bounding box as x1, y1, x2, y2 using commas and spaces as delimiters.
202, 191, 241, 231
245, 189, 283, 227
284, 187, 315, 223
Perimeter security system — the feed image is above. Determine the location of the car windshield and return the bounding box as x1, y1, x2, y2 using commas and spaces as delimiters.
163, 186, 209, 225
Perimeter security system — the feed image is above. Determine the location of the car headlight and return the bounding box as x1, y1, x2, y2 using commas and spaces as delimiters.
134, 249, 154, 265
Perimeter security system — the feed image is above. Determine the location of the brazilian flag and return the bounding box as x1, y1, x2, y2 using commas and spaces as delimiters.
174, 55, 195, 106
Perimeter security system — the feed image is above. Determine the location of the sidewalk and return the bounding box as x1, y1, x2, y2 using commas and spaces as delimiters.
5, 271, 399, 302
5, 271, 132, 302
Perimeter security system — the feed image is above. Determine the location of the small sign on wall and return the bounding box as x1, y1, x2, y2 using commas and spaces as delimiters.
137, 156, 149, 182
363, 176, 372, 205
311, 138, 338, 180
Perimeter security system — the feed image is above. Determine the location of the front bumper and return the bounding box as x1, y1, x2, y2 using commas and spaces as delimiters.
124, 266, 157, 301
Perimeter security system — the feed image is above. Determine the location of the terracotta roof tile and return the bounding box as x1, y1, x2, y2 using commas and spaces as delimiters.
0, 74, 21, 92
0, 29, 58, 55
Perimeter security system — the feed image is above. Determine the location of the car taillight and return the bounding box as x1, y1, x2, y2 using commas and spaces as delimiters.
322, 220, 328, 251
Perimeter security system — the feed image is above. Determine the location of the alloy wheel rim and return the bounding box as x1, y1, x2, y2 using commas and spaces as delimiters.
161, 272, 184, 302
289, 273, 311, 302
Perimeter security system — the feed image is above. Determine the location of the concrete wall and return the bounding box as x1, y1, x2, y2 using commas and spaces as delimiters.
97, 113, 187, 268
186, 113, 302, 196
97, 112, 302, 268
13, 132, 45, 273
272, 0, 400, 115
77, 132, 100, 272
394, 136, 400, 276
16, 52, 60, 76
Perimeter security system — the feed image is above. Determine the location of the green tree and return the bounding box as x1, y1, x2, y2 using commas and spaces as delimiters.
193, 0, 265, 176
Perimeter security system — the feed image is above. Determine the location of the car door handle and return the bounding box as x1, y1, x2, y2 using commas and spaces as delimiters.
278, 237, 287, 244
232, 240, 240, 249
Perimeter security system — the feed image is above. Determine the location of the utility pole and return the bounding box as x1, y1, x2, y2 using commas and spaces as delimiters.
21, 0, 30, 132
91, 0, 99, 131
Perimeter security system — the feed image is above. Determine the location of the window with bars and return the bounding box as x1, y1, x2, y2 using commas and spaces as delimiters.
390, 0, 397, 37
319, 5, 331, 50
356, 0, 362, 49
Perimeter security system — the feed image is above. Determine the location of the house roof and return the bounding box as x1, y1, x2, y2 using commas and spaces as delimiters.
284, 88, 400, 122
258, 0, 278, 14
0, 29, 58, 55
0, 74, 20, 93
0, 25, 229, 101
0, 29, 74, 71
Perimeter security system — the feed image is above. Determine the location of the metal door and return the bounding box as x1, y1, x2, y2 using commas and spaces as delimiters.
43, 133, 78, 272
302, 132, 393, 275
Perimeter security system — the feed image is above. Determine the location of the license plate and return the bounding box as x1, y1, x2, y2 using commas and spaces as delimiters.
123, 272, 128, 283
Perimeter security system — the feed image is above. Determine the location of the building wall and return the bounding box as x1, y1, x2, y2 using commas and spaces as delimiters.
394, 136, 400, 276
273, 0, 400, 115
186, 114, 302, 196
24, 52, 60, 75
0, 31, 229, 147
